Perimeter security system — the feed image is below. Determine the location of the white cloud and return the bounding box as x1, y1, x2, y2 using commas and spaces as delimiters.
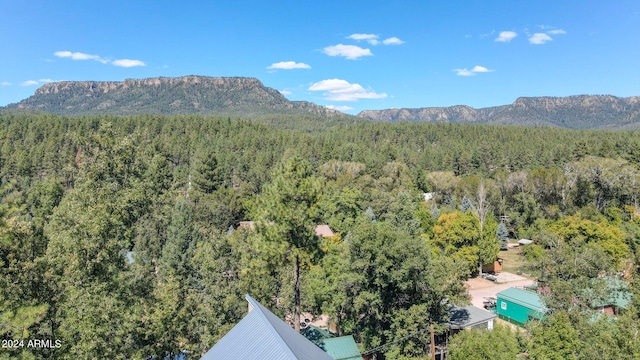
529, 33, 553, 44
382, 37, 404, 45
495, 31, 517, 42
267, 61, 311, 70
309, 79, 387, 101
453, 65, 493, 76
346, 34, 404, 46
112, 59, 146, 67
453, 69, 474, 76
1, 82, 11, 86
347, 33, 379, 45
279, 90, 292, 95
547, 29, 567, 35
323, 44, 373, 60
19, 79, 62, 86
325, 105, 354, 111
54, 51, 108, 63
471, 65, 492, 73
54, 51, 145, 67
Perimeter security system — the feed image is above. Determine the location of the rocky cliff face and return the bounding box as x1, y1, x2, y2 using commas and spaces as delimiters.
34, 76, 269, 95
9, 76, 343, 118
358, 95, 640, 129
358, 105, 507, 123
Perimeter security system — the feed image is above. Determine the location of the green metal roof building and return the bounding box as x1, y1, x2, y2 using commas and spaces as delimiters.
301, 325, 362, 360
588, 276, 631, 315
318, 337, 362, 360
496, 287, 547, 326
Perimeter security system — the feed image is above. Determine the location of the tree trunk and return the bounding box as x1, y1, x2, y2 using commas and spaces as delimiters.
294, 254, 301, 332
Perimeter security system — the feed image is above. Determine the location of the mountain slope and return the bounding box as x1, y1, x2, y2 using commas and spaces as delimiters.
6, 76, 343, 118
358, 95, 640, 130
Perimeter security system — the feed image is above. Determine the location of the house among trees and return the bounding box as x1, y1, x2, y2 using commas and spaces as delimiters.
301, 326, 362, 360
237, 221, 335, 238
201, 294, 333, 360
314, 224, 335, 238
587, 277, 631, 316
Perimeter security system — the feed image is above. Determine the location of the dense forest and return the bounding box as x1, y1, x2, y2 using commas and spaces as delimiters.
0, 110, 639, 359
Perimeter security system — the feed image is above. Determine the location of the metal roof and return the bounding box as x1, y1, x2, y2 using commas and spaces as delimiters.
200, 295, 333, 360
318, 336, 362, 360
300, 325, 332, 342
315, 225, 335, 238
448, 305, 497, 330
588, 276, 631, 309
496, 288, 546, 313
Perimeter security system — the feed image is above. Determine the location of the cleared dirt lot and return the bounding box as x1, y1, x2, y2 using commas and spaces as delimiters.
466, 272, 535, 309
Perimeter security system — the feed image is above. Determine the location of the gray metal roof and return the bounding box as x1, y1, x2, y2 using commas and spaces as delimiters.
448, 305, 497, 330
200, 295, 333, 360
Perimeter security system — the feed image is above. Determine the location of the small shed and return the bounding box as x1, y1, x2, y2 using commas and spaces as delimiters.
482, 258, 503, 274
496, 288, 546, 326
448, 305, 497, 331
237, 221, 256, 230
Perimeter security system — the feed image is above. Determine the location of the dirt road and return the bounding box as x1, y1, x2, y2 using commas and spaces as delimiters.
466, 274, 535, 309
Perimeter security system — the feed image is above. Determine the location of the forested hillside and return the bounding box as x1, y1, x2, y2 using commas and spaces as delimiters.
0, 111, 639, 359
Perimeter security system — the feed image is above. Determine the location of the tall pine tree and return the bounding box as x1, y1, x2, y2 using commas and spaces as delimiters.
248, 156, 322, 331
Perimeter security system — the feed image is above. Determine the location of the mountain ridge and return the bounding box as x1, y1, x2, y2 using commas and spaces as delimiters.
358, 95, 640, 129
5, 76, 640, 130
7, 75, 344, 118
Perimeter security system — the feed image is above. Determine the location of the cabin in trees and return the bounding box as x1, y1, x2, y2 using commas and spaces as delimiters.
481, 258, 503, 274
496, 288, 547, 326
314, 224, 335, 238
588, 276, 631, 316
237, 221, 336, 238
301, 326, 362, 360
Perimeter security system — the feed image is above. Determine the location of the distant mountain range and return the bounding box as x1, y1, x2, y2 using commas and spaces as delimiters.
4, 76, 640, 130
358, 95, 640, 130
5, 76, 343, 118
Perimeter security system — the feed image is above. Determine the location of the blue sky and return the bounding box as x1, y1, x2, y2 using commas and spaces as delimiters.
1, 1, 639, 114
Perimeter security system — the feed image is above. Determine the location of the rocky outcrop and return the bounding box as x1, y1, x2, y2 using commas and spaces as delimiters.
9, 76, 344, 118
358, 95, 640, 129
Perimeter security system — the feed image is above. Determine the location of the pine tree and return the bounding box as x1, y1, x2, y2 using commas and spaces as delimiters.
460, 196, 475, 212
160, 198, 200, 282
248, 156, 322, 332
497, 222, 509, 250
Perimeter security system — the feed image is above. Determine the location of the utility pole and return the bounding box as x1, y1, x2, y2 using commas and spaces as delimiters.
430, 324, 435, 360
